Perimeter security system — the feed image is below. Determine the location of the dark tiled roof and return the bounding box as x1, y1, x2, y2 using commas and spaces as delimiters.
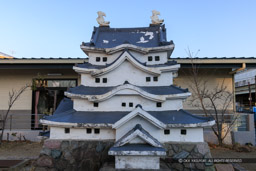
82, 24, 173, 48
46, 99, 213, 125
67, 84, 188, 96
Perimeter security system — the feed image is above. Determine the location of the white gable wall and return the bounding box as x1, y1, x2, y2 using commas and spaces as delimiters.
81, 61, 173, 86
73, 96, 183, 111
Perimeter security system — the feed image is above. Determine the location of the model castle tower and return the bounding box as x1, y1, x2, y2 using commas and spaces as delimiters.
41, 11, 215, 170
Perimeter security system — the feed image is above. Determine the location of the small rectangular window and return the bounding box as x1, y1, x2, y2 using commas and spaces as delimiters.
94, 102, 99, 107
146, 77, 151, 82
103, 57, 107, 62
129, 102, 133, 107
148, 56, 152, 61
156, 102, 162, 107
95, 78, 100, 83
87, 128, 92, 134
94, 128, 100, 134
122, 102, 126, 107
164, 129, 170, 135
96, 57, 101, 62
153, 77, 158, 82
155, 56, 160, 61
181, 129, 187, 135
65, 128, 70, 134
103, 78, 107, 83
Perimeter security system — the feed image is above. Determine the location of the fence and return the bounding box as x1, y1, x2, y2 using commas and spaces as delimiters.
0, 113, 45, 130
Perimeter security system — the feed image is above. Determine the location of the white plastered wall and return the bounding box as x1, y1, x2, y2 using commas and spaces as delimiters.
116, 116, 204, 142
81, 61, 173, 86
88, 51, 168, 66
73, 96, 183, 112
50, 127, 115, 140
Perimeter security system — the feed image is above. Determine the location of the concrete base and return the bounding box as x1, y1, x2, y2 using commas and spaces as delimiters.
100, 161, 171, 171
115, 156, 160, 170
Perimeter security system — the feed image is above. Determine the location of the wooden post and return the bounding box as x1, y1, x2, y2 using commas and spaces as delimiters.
248, 82, 252, 111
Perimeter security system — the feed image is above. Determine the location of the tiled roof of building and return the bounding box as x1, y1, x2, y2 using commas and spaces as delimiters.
82, 24, 173, 48
67, 83, 188, 96
43, 99, 213, 126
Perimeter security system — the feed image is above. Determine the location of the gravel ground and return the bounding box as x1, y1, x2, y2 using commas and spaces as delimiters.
211, 146, 256, 171
0, 141, 42, 160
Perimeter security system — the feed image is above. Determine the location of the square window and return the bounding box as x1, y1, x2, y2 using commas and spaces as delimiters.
122, 103, 126, 107
103, 57, 107, 62
103, 78, 107, 83
94, 102, 99, 107
87, 128, 92, 134
65, 128, 70, 134
146, 77, 151, 82
96, 57, 101, 62
148, 56, 152, 61
94, 128, 100, 134
164, 129, 170, 135
153, 77, 158, 82
181, 129, 187, 135
155, 56, 160, 61
129, 103, 133, 107
95, 78, 100, 83
156, 102, 162, 107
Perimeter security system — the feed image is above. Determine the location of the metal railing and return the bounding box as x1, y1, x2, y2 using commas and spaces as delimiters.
0, 113, 45, 130
195, 113, 250, 131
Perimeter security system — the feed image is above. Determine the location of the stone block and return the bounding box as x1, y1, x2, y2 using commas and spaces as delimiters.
40, 148, 51, 156
182, 144, 195, 152
173, 150, 189, 159
51, 150, 62, 159
36, 155, 53, 167
197, 142, 209, 155
44, 139, 61, 149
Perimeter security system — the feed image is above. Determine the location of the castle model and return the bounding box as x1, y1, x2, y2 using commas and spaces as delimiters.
41, 11, 215, 170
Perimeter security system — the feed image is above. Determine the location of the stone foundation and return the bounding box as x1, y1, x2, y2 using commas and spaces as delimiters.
34, 140, 214, 171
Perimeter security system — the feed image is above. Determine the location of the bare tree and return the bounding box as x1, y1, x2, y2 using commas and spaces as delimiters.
0, 85, 30, 145
185, 49, 237, 146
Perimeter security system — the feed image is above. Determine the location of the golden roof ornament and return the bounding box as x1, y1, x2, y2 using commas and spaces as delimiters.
150, 10, 164, 25
96, 11, 110, 27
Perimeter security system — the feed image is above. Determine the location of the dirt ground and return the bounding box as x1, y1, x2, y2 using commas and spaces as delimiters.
0, 141, 42, 160
210, 146, 256, 171
0, 141, 256, 170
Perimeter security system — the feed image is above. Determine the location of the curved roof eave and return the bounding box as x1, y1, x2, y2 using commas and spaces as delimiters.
40, 119, 113, 128
65, 84, 166, 102
166, 120, 215, 128
74, 51, 162, 76
80, 44, 175, 55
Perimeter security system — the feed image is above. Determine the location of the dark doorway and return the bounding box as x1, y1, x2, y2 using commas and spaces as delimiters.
31, 79, 77, 130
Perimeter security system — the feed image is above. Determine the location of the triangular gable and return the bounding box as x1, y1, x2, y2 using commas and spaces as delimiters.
114, 124, 163, 148
113, 106, 166, 129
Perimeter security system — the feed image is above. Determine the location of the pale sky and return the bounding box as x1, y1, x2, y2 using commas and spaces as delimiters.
0, 0, 255, 58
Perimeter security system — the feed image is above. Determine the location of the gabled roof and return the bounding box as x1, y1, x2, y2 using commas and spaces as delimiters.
84, 24, 172, 49
74, 50, 180, 76
114, 124, 163, 147
113, 106, 166, 129
80, 24, 174, 56
109, 124, 166, 156
65, 82, 190, 102
0, 52, 13, 59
